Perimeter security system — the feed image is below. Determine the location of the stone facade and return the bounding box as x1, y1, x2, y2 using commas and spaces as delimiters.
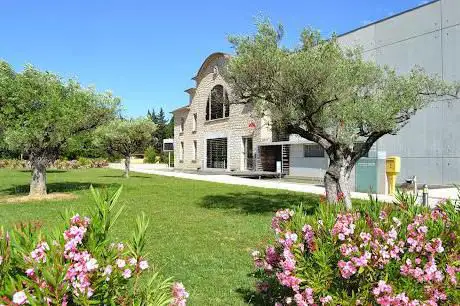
172, 53, 272, 171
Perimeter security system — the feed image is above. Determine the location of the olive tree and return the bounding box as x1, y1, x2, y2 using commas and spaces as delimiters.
95, 118, 157, 178
226, 22, 459, 208
0, 61, 120, 196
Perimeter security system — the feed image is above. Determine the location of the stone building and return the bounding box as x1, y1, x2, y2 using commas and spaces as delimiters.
172, 0, 460, 190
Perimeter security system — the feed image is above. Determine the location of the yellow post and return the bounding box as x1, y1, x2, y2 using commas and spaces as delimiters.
386, 156, 401, 195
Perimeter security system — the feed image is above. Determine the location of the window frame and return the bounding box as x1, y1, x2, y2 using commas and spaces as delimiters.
192, 113, 197, 132
206, 85, 230, 121
193, 140, 197, 162
303, 144, 325, 158
180, 118, 185, 133
180, 141, 184, 162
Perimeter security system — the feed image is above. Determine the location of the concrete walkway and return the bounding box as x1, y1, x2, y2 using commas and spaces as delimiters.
109, 164, 458, 206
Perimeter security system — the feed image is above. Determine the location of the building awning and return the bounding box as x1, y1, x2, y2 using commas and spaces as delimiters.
258, 140, 316, 146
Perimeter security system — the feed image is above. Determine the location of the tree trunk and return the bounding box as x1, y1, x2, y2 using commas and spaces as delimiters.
30, 158, 48, 196
124, 155, 130, 178
324, 157, 353, 210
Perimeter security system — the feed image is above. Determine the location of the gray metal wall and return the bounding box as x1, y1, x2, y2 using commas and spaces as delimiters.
338, 0, 460, 185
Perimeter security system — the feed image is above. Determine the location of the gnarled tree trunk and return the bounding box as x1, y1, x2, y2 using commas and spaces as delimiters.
124, 155, 130, 178
324, 153, 354, 210
29, 157, 48, 196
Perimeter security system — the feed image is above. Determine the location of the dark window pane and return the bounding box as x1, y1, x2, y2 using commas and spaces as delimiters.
304, 144, 324, 158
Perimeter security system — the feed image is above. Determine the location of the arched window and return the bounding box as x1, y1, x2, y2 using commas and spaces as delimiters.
206, 85, 230, 120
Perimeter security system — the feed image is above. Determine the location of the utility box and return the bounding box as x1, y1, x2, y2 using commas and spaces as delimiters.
386, 156, 401, 174
355, 149, 387, 194
386, 156, 401, 195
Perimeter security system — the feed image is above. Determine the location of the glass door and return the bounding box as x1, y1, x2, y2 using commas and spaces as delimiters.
243, 137, 254, 170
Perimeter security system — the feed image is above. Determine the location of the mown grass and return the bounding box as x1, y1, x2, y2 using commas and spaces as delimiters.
0, 168, 320, 305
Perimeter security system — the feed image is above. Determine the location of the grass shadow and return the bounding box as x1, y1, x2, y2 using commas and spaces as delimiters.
200, 191, 318, 214
0, 182, 118, 196
100, 175, 154, 179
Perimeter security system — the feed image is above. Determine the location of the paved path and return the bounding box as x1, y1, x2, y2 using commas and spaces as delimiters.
109, 164, 458, 206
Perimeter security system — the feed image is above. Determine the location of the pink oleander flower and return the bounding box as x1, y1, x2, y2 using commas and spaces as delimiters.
25, 268, 34, 277
116, 259, 126, 268
139, 260, 149, 270
276, 273, 302, 292
372, 280, 393, 296
30, 241, 49, 263
12, 291, 28, 305
338, 260, 357, 279
85, 258, 98, 271
320, 295, 332, 305
129, 257, 137, 266
171, 282, 189, 306
103, 265, 113, 276
360, 232, 371, 243
122, 268, 132, 279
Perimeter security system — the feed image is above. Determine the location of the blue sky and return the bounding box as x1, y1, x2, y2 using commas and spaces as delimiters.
1, 0, 428, 118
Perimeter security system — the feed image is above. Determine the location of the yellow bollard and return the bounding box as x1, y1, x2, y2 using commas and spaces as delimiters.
386, 156, 401, 195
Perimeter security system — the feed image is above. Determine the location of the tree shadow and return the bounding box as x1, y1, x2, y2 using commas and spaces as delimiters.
235, 287, 267, 306
100, 175, 154, 179
0, 182, 118, 196
200, 191, 318, 214
18, 169, 68, 174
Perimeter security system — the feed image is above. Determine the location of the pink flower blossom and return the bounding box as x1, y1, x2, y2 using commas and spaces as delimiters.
122, 268, 132, 279
320, 295, 333, 305
12, 291, 27, 305
338, 260, 357, 279
171, 282, 189, 306
116, 259, 126, 268
139, 260, 149, 270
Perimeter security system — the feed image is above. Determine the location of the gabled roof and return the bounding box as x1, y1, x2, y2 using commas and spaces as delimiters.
192, 52, 231, 82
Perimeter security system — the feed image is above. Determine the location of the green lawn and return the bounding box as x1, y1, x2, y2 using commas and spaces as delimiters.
0, 168, 319, 305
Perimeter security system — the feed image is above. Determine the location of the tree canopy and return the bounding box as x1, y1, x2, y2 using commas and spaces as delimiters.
0, 61, 120, 195
227, 21, 459, 208
95, 118, 157, 177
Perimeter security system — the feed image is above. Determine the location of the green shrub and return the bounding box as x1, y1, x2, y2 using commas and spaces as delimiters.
0, 186, 188, 305
0, 159, 109, 170
250, 192, 460, 305
0, 159, 28, 169
144, 147, 158, 164
77, 157, 91, 167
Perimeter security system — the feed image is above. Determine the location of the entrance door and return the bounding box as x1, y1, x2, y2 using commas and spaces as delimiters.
206, 138, 228, 169
243, 137, 254, 170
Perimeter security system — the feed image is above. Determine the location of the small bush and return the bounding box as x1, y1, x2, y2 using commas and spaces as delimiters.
0, 159, 28, 169
144, 147, 158, 164
0, 159, 109, 170
0, 186, 188, 305
250, 193, 460, 305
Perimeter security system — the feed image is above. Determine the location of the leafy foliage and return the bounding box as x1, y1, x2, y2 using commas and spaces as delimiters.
249, 193, 460, 305
0, 186, 188, 305
95, 118, 157, 160
0, 62, 120, 163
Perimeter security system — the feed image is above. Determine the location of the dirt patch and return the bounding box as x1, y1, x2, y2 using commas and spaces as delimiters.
2, 193, 78, 204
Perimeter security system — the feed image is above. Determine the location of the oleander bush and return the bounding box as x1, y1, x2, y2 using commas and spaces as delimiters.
0, 159, 109, 170
250, 192, 460, 305
0, 186, 188, 305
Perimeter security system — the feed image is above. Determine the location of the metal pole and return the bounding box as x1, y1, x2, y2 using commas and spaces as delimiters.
422, 184, 429, 206
168, 152, 171, 168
